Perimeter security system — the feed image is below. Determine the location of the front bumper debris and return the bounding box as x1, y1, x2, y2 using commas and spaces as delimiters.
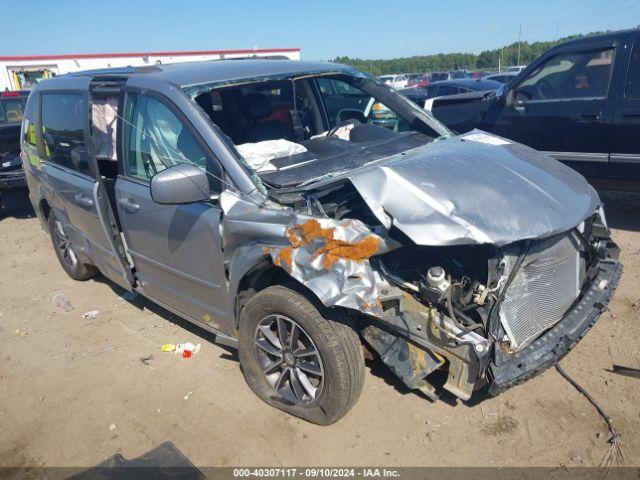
488, 257, 622, 395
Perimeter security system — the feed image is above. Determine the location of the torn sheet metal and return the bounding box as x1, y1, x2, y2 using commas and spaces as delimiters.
347, 130, 600, 246
220, 191, 399, 316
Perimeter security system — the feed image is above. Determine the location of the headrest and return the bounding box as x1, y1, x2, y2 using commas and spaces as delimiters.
243, 93, 272, 120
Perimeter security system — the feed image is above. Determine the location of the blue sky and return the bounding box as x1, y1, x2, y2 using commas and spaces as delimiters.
3, 0, 640, 60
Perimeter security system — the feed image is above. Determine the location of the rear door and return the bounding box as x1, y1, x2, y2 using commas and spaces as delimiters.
492, 40, 619, 182
610, 35, 640, 187
40, 91, 132, 288
114, 90, 228, 329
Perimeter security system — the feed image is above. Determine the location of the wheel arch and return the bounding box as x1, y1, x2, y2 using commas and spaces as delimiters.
231, 256, 350, 334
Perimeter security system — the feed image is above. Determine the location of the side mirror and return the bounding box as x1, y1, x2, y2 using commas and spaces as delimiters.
150, 164, 210, 204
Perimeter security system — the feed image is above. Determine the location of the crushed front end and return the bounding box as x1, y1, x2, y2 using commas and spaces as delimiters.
220, 130, 622, 403
360, 209, 621, 401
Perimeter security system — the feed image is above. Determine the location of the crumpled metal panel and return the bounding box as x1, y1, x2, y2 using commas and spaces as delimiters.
348, 131, 600, 246
220, 191, 399, 316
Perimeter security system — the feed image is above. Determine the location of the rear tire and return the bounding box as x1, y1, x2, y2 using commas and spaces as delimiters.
48, 211, 98, 281
238, 285, 364, 425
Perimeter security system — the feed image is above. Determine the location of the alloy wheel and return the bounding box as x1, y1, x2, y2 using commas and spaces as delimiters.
53, 220, 78, 268
254, 314, 325, 406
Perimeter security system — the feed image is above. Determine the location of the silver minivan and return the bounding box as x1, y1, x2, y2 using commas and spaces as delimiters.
22, 60, 621, 424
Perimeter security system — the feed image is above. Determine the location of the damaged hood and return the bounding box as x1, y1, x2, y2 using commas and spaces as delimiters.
348, 131, 600, 246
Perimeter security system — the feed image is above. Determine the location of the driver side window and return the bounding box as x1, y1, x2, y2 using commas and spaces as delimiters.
516, 48, 614, 102
125, 93, 223, 192
316, 78, 370, 128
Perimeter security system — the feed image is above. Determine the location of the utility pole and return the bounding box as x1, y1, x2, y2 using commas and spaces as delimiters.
517, 23, 522, 67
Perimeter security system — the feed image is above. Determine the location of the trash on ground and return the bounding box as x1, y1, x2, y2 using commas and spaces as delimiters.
82, 310, 100, 319
52, 293, 74, 312
556, 363, 624, 468
184, 391, 192, 400
176, 343, 201, 358
607, 365, 640, 379
162, 342, 201, 358
108, 423, 116, 431
140, 354, 154, 365
14, 328, 28, 337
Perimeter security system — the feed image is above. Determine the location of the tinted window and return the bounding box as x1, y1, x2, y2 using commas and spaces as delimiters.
517, 48, 614, 101
125, 94, 222, 192
425, 85, 439, 97
316, 78, 370, 128
41, 93, 91, 175
431, 73, 449, 82
626, 42, 640, 98
0, 97, 26, 125
437, 85, 460, 96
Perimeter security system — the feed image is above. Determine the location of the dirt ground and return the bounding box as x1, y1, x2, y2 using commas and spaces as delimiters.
0, 189, 639, 469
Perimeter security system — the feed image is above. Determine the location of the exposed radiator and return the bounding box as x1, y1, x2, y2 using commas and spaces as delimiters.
499, 231, 585, 350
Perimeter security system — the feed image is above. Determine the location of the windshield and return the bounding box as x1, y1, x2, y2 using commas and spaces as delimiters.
0, 97, 27, 125
185, 71, 451, 189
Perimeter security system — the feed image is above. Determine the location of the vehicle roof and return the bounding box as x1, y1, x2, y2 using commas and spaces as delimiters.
485, 72, 518, 78
555, 27, 640, 47
57, 59, 359, 88
429, 78, 502, 90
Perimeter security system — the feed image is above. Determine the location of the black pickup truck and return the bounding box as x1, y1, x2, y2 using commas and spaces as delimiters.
428, 28, 640, 191
0, 91, 29, 196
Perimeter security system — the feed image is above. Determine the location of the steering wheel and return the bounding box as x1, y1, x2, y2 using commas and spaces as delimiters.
327, 118, 361, 137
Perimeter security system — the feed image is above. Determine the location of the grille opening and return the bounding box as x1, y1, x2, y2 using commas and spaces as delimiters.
499, 231, 586, 351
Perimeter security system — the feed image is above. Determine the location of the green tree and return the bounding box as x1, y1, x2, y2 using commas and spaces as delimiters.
330, 32, 602, 74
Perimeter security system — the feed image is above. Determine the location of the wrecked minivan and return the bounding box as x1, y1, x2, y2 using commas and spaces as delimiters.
22, 60, 622, 424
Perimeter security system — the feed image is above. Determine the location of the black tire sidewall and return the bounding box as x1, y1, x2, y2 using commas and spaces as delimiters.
239, 286, 356, 425
48, 211, 95, 280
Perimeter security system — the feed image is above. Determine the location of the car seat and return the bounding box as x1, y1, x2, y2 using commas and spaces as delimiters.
241, 93, 292, 143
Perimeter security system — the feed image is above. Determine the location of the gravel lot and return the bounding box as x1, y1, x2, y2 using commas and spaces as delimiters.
1, 189, 639, 468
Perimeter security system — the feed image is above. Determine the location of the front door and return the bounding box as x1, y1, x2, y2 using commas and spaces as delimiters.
114, 91, 229, 331
493, 44, 617, 182
610, 38, 640, 187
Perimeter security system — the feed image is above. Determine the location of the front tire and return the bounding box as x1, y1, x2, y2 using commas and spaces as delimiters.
48, 211, 98, 281
239, 285, 364, 425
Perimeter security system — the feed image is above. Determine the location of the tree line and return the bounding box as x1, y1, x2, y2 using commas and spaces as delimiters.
330, 33, 597, 75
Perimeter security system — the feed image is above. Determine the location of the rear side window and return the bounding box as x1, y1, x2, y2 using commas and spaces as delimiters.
438, 85, 460, 96
626, 42, 640, 98
41, 93, 91, 175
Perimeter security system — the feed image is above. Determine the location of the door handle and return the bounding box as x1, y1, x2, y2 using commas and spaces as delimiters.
581, 111, 601, 120
74, 194, 94, 207
117, 197, 140, 212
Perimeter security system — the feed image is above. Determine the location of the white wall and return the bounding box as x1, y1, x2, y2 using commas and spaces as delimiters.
0, 49, 301, 90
